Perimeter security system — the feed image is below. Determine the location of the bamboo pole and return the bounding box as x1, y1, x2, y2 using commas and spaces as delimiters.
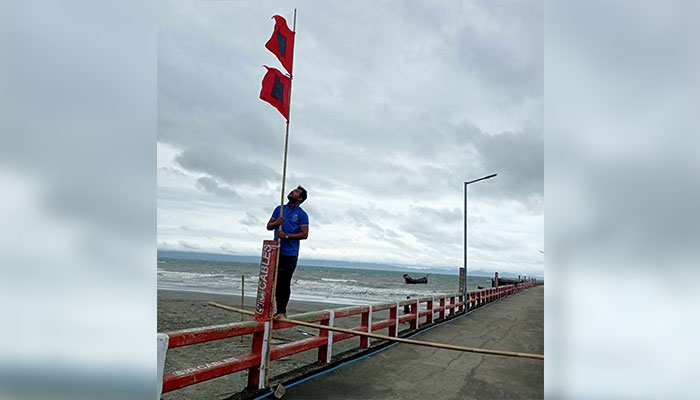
264, 8, 298, 388
209, 302, 544, 361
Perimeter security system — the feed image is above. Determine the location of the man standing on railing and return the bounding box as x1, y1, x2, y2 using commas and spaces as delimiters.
266, 186, 309, 320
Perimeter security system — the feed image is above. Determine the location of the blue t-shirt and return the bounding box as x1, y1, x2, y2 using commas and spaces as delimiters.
271, 204, 309, 256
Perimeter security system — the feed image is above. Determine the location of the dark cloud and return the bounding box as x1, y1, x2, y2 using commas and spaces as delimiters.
408, 205, 462, 224
178, 225, 235, 239
451, 2, 543, 103
177, 240, 200, 250
345, 209, 404, 243
177, 147, 279, 186
297, 203, 331, 227
239, 211, 263, 227
398, 204, 463, 254
195, 177, 241, 200
473, 131, 544, 203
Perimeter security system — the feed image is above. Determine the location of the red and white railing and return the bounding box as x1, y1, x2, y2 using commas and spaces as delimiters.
158, 281, 540, 396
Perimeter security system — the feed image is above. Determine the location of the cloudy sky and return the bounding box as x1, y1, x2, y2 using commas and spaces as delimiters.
157, 0, 543, 276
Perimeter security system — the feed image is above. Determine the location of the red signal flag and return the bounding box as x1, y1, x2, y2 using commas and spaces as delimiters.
259, 66, 291, 120
265, 15, 295, 75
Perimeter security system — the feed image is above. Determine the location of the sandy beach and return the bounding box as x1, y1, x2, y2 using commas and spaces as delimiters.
159, 289, 386, 400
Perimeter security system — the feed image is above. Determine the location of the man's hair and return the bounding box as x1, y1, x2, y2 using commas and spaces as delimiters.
297, 185, 307, 203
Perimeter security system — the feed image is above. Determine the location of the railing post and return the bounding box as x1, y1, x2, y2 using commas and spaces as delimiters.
427, 298, 434, 324
257, 321, 272, 389
390, 302, 399, 337
247, 324, 266, 388
360, 308, 370, 348
410, 300, 418, 329
368, 306, 373, 346
157, 334, 169, 399
449, 296, 455, 316
317, 311, 333, 363
439, 296, 446, 319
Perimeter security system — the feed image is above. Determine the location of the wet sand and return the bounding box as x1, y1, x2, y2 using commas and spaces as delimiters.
159, 289, 383, 400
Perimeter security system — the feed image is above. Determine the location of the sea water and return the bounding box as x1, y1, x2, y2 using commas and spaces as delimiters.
158, 257, 493, 305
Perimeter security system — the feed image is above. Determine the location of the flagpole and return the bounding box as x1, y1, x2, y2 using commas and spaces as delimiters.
264, 8, 296, 389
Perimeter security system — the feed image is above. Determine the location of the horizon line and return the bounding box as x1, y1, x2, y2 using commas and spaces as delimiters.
157, 249, 545, 278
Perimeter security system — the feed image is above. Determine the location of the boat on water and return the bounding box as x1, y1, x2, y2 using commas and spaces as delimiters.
403, 274, 428, 284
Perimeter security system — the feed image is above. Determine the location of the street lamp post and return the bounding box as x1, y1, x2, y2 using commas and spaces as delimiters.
464, 174, 497, 298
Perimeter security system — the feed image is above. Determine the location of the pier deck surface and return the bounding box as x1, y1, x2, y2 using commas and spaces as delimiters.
283, 285, 543, 399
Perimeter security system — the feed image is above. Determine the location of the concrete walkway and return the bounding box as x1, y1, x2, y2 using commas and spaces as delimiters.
283, 286, 544, 400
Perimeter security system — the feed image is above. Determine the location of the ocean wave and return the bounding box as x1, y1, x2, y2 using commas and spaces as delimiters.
158, 270, 214, 279
320, 278, 358, 283
158, 264, 467, 305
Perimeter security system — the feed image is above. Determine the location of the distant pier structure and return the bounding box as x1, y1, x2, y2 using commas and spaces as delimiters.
491, 272, 539, 287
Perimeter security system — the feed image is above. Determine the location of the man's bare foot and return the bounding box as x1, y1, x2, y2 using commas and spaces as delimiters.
273, 313, 287, 320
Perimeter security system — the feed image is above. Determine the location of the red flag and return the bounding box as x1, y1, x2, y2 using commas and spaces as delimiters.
259, 66, 291, 120
265, 15, 295, 75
